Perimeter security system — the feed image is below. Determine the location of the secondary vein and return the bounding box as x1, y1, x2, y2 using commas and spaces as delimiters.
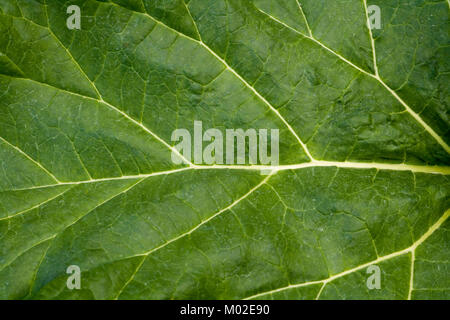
243, 208, 450, 300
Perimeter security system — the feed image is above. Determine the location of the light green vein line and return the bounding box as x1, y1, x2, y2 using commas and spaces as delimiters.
362, 0, 379, 76
407, 250, 415, 300
2, 160, 449, 193
0, 135, 60, 183
44, 0, 102, 100
254, 7, 450, 155
0, 179, 145, 273
0, 52, 25, 76
94, 0, 314, 161
0, 235, 56, 273
9, 13, 193, 167
182, 0, 202, 41
114, 173, 273, 299
0, 187, 73, 221
243, 208, 450, 300
295, 0, 312, 37
26, 237, 55, 298
4, 167, 192, 191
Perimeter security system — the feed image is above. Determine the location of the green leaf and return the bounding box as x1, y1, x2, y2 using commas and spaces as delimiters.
0, 0, 449, 300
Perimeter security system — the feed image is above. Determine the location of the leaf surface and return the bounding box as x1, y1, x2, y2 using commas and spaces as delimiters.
0, 0, 449, 300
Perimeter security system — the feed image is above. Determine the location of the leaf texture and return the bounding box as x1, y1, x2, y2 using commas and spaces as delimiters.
0, 0, 449, 300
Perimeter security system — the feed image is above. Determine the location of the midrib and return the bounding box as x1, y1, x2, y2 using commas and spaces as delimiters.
5, 160, 450, 193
